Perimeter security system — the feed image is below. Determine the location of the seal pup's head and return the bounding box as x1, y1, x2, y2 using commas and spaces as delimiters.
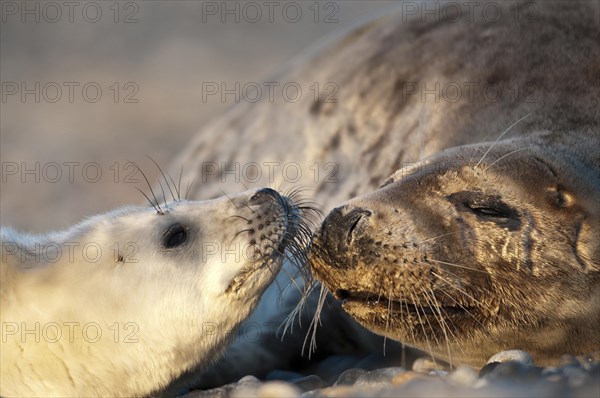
309, 133, 600, 367
1, 188, 313, 397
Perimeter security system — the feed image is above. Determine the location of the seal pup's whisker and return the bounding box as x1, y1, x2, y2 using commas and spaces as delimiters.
229, 228, 255, 244
238, 180, 250, 191
135, 187, 161, 214
157, 180, 169, 210
281, 282, 311, 335
131, 161, 164, 215
219, 189, 239, 209
275, 178, 287, 195
164, 169, 181, 202
226, 215, 252, 223
301, 282, 328, 358
177, 164, 184, 201
275, 267, 302, 303
147, 155, 178, 203
282, 258, 311, 292
260, 235, 304, 298
282, 277, 320, 337
184, 177, 197, 200
221, 188, 257, 214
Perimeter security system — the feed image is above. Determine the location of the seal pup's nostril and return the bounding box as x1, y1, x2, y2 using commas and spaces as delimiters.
249, 188, 280, 205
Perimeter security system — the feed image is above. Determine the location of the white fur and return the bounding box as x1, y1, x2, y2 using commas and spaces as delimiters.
0, 190, 285, 397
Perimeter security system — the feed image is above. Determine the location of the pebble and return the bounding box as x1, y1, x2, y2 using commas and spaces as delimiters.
562, 365, 590, 388
291, 375, 328, 391
481, 360, 542, 383
412, 357, 446, 373
486, 350, 535, 367
184, 375, 262, 397
353, 367, 405, 388
446, 365, 478, 386
232, 380, 301, 398
333, 368, 366, 386
301, 385, 356, 397
391, 370, 428, 385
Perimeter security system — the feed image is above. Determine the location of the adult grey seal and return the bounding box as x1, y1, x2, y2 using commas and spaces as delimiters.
0, 186, 313, 397
306, 1, 600, 367
169, 0, 599, 380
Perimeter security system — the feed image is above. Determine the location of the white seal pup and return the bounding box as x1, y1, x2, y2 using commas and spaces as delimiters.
0, 187, 312, 397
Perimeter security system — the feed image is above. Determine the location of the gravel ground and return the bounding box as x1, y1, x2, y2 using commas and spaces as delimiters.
183, 351, 599, 398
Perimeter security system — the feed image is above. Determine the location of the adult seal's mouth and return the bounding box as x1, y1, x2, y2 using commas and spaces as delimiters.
334, 289, 469, 317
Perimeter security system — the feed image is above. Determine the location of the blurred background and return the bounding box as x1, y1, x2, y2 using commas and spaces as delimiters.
0, 0, 397, 232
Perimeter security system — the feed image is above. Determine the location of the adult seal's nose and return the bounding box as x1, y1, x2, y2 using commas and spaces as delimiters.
249, 188, 280, 205
320, 206, 372, 268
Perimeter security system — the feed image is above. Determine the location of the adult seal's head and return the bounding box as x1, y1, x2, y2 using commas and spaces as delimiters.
309, 131, 600, 367
0, 187, 312, 397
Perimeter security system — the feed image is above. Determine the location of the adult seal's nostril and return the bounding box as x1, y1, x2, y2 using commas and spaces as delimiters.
344, 209, 372, 244
320, 207, 371, 268
249, 188, 280, 205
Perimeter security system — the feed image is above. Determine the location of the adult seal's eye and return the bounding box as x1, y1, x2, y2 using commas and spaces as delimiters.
163, 223, 188, 249
466, 205, 508, 218
448, 191, 521, 230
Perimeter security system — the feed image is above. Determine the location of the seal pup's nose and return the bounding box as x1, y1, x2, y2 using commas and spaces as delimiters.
321, 206, 372, 262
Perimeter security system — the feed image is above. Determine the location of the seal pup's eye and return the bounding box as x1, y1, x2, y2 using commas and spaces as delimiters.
163, 223, 188, 249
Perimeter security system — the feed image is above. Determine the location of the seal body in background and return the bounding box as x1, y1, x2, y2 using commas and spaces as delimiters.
0, 188, 307, 397
171, 0, 600, 379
